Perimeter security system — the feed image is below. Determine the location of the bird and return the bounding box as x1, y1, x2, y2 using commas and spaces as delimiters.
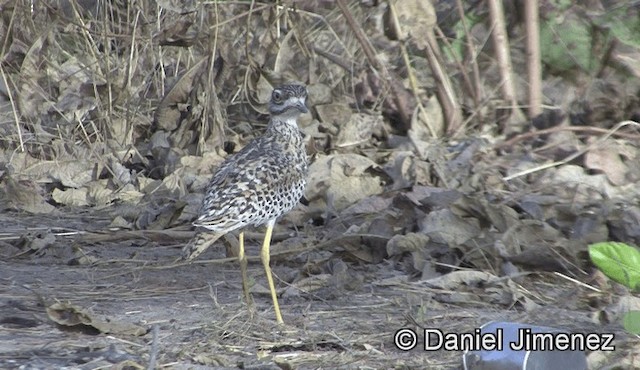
181, 84, 309, 324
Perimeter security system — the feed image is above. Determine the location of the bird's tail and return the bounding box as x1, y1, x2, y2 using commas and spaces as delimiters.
181, 231, 223, 262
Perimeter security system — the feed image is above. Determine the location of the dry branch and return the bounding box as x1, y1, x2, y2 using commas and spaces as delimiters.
487, 0, 521, 127
525, 0, 542, 118
455, 0, 482, 107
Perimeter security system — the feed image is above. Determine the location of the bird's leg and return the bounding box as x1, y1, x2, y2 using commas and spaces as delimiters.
260, 219, 283, 324
238, 232, 251, 304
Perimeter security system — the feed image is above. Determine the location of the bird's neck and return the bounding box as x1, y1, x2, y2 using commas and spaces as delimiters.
265, 117, 304, 152
266, 117, 301, 136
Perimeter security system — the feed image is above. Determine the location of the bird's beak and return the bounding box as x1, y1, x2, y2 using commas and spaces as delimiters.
296, 101, 309, 114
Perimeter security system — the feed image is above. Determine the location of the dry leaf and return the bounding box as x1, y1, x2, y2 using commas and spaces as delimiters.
387, 0, 436, 49
1, 175, 56, 213
584, 147, 628, 185
315, 102, 352, 128
451, 195, 520, 233
342, 195, 393, 216
283, 274, 332, 297
36, 161, 93, 188
47, 302, 147, 336
384, 151, 433, 189
115, 184, 145, 203
306, 154, 384, 211
553, 165, 620, 200
386, 232, 432, 273
409, 96, 444, 143
154, 58, 208, 131
336, 113, 383, 147
87, 180, 114, 205
386, 232, 430, 256
424, 270, 500, 290
19, 230, 56, 254
156, 0, 197, 13
274, 30, 297, 75
52, 188, 89, 207
419, 209, 481, 246
162, 171, 187, 197
307, 83, 332, 105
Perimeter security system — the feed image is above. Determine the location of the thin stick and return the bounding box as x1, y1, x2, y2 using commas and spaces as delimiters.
387, 1, 437, 138
553, 272, 601, 293
0, 66, 24, 152
502, 121, 639, 180
487, 0, 519, 125
425, 33, 462, 135
455, 0, 482, 106
525, 0, 542, 118
494, 122, 640, 150
335, 0, 379, 70
147, 324, 159, 370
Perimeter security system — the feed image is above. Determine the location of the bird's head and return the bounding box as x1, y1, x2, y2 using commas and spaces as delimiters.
268, 84, 308, 119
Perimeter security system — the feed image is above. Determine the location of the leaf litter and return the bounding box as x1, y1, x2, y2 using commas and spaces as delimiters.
0, 1, 639, 369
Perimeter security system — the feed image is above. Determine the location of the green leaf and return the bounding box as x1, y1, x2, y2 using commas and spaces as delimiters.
589, 242, 640, 291
622, 311, 640, 335
540, 14, 597, 73
594, 5, 640, 48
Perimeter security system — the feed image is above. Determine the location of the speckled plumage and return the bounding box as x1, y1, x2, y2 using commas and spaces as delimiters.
180, 84, 308, 323
182, 84, 308, 261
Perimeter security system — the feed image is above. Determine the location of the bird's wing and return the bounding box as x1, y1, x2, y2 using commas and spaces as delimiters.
194, 139, 287, 231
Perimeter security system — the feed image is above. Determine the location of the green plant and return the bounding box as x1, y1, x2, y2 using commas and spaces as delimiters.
589, 242, 640, 335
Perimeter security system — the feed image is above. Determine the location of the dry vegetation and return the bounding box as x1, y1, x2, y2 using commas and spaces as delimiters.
1, 0, 640, 369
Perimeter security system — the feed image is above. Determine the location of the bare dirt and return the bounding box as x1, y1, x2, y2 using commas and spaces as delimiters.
0, 210, 635, 369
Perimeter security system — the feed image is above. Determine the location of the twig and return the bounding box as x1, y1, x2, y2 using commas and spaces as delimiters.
433, 26, 475, 107
335, 0, 412, 126
494, 122, 640, 149
0, 65, 24, 152
502, 120, 639, 181
487, 0, 520, 126
424, 33, 462, 135
387, 1, 437, 138
147, 324, 159, 370
454, 0, 482, 107
312, 46, 351, 72
553, 272, 601, 293
335, 0, 379, 70
525, 0, 542, 118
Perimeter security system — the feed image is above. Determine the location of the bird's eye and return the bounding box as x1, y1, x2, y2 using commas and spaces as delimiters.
272, 90, 283, 103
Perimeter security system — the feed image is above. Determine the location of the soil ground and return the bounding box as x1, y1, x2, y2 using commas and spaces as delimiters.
0, 211, 633, 369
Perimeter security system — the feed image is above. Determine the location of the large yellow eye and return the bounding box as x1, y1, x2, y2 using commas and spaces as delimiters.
272, 90, 283, 103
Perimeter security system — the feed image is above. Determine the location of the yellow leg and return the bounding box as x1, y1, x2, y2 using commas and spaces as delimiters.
238, 232, 251, 304
261, 220, 283, 324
